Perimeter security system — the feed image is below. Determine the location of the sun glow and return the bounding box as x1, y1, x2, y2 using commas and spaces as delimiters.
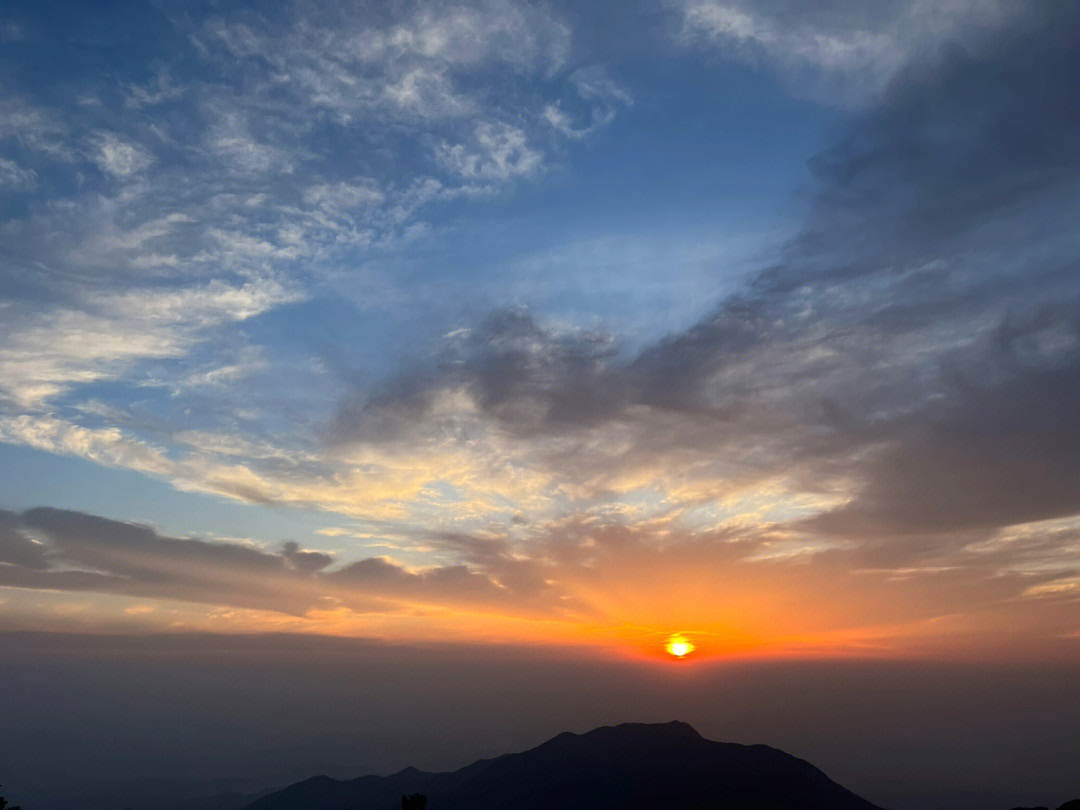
665, 634, 695, 658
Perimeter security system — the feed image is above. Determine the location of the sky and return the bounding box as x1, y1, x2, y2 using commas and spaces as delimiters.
2, 0, 1080, 806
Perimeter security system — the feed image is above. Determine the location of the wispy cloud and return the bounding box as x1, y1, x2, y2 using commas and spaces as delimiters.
677, 0, 1024, 104
0, 0, 626, 432
0, 279, 301, 408
0, 157, 36, 190
91, 132, 154, 177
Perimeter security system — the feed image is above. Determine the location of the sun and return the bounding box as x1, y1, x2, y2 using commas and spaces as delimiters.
665, 634, 695, 658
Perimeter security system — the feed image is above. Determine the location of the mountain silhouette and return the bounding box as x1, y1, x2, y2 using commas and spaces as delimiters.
241, 721, 882, 810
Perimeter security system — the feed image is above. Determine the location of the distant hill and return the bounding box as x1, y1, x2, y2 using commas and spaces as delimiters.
12, 779, 274, 810
240, 721, 882, 810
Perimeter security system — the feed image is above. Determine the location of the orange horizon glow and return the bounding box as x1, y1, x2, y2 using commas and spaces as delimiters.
7, 583, 1080, 665
6, 518, 1080, 666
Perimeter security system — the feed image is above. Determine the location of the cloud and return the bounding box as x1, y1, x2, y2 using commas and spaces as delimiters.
677, 0, 1024, 105
194, 0, 571, 122
336, 308, 627, 440
0, 507, 580, 622
303, 180, 386, 212
5, 502, 1080, 653
0, 510, 49, 569
188, 0, 571, 134
0, 157, 36, 190
543, 66, 633, 139
124, 67, 187, 109
0, 93, 70, 156
438, 122, 543, 182
333, 5, 1080, 547
808, 320, 1080, 536
681, 0, 900, 72
91, 132, 153, 177
0, 0, 627, 443
204, 110, 293, 176
0, 278, 301, 407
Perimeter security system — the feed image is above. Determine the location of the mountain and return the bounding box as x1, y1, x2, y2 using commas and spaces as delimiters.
240, 721, 882, 810
23, 779, 276, 810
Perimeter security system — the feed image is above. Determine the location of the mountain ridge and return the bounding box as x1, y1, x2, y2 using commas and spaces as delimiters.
240, 721, 881, 810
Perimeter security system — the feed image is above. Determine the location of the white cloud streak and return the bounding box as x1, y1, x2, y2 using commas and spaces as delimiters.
678, 0, 1023, 104
0, 280, 301, 408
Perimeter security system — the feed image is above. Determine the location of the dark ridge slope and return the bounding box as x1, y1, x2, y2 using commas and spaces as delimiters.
243, 721, 882, 810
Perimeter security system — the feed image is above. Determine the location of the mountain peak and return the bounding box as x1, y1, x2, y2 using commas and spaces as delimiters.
612, 720, 702, 736
571, 720, 705, 742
